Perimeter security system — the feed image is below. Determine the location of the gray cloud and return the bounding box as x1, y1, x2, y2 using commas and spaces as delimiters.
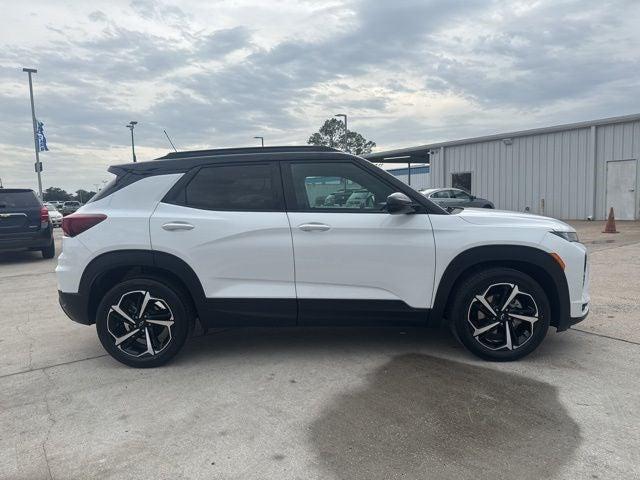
0, 0, 639, 192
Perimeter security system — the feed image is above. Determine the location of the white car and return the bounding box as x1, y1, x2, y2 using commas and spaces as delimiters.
56, 146, 589, 367
44, 203, 63, 227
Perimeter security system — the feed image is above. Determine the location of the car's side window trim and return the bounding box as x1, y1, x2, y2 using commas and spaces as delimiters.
162, 161, 286, 212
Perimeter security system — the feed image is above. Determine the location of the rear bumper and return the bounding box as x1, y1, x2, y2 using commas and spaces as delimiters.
0, 226, 52, 252
58, 290, 93, 325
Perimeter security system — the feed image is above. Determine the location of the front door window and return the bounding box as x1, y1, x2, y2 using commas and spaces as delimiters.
289, 162, 395, 212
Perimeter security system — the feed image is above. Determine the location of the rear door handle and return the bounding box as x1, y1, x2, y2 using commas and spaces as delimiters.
162, 222, 195, 231
298, 222, 331, 232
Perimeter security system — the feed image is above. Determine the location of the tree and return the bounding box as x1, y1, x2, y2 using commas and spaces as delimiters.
75, 189, 96, 203
43, 187, 72, 202
308, 118, 376, 155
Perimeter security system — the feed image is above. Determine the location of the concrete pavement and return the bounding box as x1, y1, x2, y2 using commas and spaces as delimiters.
1, 225, 639, 479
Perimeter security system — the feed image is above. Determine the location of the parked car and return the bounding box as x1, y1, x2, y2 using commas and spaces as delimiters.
420, 188, 494, 209
323, 188, 360, 207
56, 146, 589, 367
345, 190, 375, 209
62, 201, 81, 216
0, 188, 55, 258
44, 203, 63, 227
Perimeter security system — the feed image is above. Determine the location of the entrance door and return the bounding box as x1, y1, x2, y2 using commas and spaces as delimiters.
606, 160, 637, 220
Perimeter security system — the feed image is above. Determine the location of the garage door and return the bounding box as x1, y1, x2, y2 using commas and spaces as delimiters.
606, 159, 637, 220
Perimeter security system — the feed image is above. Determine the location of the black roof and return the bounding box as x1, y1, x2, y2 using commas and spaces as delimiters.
158, 145, 340, 160
109, 145, 351, 175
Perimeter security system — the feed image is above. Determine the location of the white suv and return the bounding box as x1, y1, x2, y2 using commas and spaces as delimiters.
56, 146, 589, 367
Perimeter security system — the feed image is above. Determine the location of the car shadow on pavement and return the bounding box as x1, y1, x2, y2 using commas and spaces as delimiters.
308, 352, 581, 480
0, 250, 45, 264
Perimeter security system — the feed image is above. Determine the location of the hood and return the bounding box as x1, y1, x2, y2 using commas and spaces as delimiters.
456, 208, 574, 232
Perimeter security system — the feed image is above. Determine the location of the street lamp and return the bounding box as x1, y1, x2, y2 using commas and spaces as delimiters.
253, 136, 264, 147
23, 67, 43, 198
126, 121, 138, 162
334, 113, 348, 152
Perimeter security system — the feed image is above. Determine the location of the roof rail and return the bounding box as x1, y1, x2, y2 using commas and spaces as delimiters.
157, 145, 341, 160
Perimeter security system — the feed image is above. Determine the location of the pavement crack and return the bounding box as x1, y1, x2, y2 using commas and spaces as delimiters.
572, 328, 640, 346
0, 353, 109, 380
41, 369, 56, 480
0, 270, 56, 281
15, 321, 35, 371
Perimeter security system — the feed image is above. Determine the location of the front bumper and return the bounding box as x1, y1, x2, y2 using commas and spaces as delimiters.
569, 304, 589, 326
58, 290, 93, 325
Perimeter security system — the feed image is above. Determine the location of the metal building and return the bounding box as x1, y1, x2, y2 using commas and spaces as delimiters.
385, 165, 430, 190
367, 113, 640, 220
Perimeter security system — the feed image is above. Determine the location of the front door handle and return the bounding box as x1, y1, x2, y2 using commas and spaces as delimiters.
298, 222, 331, 232
162, 222, 195, 231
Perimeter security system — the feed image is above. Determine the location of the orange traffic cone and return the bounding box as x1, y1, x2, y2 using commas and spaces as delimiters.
602, 207, 618, 233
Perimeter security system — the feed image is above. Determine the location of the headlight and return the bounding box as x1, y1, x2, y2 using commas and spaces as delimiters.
550, 230, 579, 242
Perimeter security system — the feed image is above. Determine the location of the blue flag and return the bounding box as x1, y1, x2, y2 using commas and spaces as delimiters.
37, 120, 49, 152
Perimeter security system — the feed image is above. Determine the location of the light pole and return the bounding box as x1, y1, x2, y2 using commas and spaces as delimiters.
253, 136, 264, 147
23, 67, 43, 198
126, 121, 138, 162
334, 113, 348, 153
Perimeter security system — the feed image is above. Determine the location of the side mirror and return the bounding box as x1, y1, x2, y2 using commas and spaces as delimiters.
385, 192, 415, 214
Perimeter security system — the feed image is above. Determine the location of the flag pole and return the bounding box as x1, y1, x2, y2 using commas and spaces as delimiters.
23, 68, 43, 199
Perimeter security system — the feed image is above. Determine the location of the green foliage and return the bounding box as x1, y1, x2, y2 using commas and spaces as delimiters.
308, 118, 376, 155
43, 187, 96, 203
43, 187, 72, 202
74, 189, 96, 203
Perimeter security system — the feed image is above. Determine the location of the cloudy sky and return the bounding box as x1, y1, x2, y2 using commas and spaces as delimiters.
1, 0, 639, 192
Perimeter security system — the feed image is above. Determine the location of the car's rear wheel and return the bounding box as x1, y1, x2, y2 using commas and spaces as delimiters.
96, 278, 191, 368
450, 268, 550, 361
41, 239, 55, 259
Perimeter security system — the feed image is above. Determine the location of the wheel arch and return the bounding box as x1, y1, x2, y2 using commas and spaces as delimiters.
79, 250, 206, 325
432, 245, 570, 331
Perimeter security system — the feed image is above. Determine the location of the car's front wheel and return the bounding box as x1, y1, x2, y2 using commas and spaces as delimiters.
96, 278, 191, 367
450, 268, 550, 361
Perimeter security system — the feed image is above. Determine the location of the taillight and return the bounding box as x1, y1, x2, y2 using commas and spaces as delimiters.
62, 213, 107, 237
40, 206, 50, 223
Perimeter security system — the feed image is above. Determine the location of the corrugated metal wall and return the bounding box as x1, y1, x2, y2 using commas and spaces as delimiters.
388, 167, 432, 191
429, 119, 640, 220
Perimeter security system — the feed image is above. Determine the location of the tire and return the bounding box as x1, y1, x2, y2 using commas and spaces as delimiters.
450, 267, 550, 361
96, 277, 192, 368
41, 239, 55, 259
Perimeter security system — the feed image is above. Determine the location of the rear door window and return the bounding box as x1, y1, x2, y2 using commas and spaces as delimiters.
183, 163, 282, 211
452, 190, 471, 200
431, 190, 451, 199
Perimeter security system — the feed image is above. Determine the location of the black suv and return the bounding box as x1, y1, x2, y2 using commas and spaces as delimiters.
0, 189, 55, 259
